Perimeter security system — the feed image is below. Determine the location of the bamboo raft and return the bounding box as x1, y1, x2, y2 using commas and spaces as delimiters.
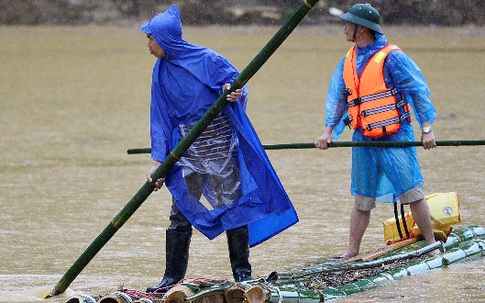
65, 225, 485, 303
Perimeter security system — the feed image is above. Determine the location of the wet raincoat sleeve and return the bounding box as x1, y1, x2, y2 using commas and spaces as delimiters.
324, 57, 348, 139
385, 51, 436, 126
149, 60, 173, 162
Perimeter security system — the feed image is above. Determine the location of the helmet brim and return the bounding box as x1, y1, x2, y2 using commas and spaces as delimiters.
340, 13, 383, 34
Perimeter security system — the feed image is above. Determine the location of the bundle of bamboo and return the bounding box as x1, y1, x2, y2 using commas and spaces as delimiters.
63, 226, 484, 303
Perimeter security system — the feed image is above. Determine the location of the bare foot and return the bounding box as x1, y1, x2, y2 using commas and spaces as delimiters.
339, 251, 358, 259
323, 253, 357, 265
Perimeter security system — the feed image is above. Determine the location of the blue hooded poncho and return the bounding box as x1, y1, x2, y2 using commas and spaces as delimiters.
324, 33, 436, 203
141, 5, 298, 246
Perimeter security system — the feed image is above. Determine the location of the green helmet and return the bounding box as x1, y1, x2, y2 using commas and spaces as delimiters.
340, 3, 383, 34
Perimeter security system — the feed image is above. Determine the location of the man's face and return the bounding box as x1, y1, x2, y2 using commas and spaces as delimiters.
147, 35, 165, 58
343, 21, 357, 42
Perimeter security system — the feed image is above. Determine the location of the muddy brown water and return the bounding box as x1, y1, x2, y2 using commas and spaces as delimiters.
0, 25, 484, 302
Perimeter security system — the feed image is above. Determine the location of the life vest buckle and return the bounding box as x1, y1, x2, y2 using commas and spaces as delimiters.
348, 97, 361, 107
344, 115, 353, 127
345, 88, 353, 97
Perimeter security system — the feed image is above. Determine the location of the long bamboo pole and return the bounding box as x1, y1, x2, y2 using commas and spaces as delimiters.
126, 139, 485, 154
46, 0, 320, 298
263, 140, 485, 150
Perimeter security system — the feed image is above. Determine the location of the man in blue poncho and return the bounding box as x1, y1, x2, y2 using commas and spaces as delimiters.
141, 5, 298, 292
315, 4, 439, 258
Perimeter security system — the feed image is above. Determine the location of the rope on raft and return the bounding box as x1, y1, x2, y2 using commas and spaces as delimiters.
111, 278, 233, 303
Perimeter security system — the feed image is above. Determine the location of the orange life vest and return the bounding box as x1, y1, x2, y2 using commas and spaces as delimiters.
343, 44, 411, 138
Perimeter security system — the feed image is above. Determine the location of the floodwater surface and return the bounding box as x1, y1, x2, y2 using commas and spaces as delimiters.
0, 25, 484, 302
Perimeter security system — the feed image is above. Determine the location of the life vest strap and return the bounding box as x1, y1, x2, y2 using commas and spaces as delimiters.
348, 88, 399, 108
366, 111, 411, 131
361, 99, 407, 117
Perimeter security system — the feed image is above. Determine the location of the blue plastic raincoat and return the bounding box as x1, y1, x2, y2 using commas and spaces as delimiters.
324, 33, 436, 203
141, 5, 298, 246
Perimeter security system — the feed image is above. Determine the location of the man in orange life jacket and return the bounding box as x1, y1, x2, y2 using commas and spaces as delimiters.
314, 3, 439, 258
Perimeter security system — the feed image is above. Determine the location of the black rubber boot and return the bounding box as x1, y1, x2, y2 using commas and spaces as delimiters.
146, 229, 192, 293
226, 226, 254, 282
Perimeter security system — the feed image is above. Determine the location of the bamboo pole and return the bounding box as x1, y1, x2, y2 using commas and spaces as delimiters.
126, 139, 485, 154
46, 0, 320, 298
263, 140, 485, 149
